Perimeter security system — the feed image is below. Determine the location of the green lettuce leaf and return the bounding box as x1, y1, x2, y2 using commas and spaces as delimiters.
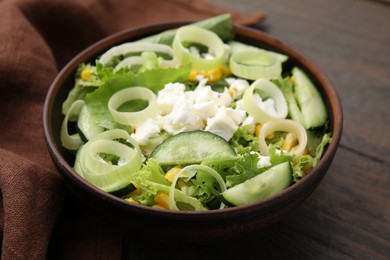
291, 156, 312, 182
313, 132, 332, 166
84, 64, 190, 129
62, 63, 101, 114
128, 159, 168, 205
191, 170, 221, 205
128, 159, 206, 210
224, 153, 265, 188
130, 159, 167, 185
229, 126, 260, 155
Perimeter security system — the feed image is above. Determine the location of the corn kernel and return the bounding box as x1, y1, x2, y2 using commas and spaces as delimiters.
256, 124, 276, 139
130, 181, 142, 195
266, 132, 275, 139
81, 69, 93, 81
282, 132, 298, 152
165, 166, 182, 183
125, 197, 138, 204
152, 204, 168, 210
255, 124, 263, 137
206, 67, 223, 82
154, 192, 170, 209
188, 70, 198, 81
290, 76, 295, 84
178, 179, 193, 188
255, 124, 275, 139
220, 65, 231, 76
255, 124, 262, 137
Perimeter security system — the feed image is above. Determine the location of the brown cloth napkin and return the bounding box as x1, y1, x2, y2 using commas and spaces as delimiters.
0, 0, 265, 259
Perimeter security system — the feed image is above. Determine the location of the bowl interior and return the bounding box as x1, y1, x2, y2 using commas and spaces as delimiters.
43, 21, 343, 238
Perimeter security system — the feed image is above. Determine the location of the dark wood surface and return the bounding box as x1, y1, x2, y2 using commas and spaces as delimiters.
123, 1, 390, 259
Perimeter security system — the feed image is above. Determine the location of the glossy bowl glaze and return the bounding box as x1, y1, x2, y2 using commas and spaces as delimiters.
43, 21, 343, 241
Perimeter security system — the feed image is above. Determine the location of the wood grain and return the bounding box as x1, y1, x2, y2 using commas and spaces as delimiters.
122, 0, 390, 258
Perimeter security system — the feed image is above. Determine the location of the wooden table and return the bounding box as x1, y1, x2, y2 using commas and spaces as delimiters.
122, 0, 390, 259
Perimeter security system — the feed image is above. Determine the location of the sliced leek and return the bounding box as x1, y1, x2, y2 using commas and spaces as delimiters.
114, 56, 143, 71
229, 49, 282, 80
99, 42, 178, 69
108, 86, 159, 125
76, 129, 142, 192
172, 26, 225, 71
243, 78, 288, 124
84, 139, 134, 174
228, 41, 288, 63
169, 165, 226, 210
259, 119, 308, 156
60, 100, 84, 150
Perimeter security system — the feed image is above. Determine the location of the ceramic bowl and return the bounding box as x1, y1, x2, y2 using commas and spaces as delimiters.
43, 21, 343, 241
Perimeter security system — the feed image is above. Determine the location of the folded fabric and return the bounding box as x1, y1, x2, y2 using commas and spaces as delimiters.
0, 0, 265, 259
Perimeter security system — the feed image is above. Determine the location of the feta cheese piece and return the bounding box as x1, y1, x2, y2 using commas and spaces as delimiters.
257, 154, 271, 168
163, 120, 204, 135
202, 52, 216, 60
193, 101, 218, 120
227, 107, 246, 125
157, 82, 186, 115
194, 84, 217, 103
253, 94, 279, 117
168, 96, 196, 125
260, 98, 278, 117
194, 81, 232, 108
250, 151, 272, 168
163, 95, 204, 135
217, 91, 233, 107
235, 99, 245, 111
241, 116, 256, 134
189, 46, 201, 58
226, 78, 250, 100
131, 118, 160, 146
205, 107, 246, 141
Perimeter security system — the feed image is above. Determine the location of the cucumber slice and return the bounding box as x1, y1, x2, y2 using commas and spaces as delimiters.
77, 105, 104, 141
292, 67, 327, 129
229, 41, 289, 63
150, 130, 237, 165
221, 161, 292, 206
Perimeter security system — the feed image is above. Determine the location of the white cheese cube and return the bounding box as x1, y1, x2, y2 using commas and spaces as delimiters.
157, 82, 186, 115
205, 108, 245, 141
131, 119, 160, 146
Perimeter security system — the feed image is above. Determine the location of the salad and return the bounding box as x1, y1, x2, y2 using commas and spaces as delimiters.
60, 14, 332, 211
